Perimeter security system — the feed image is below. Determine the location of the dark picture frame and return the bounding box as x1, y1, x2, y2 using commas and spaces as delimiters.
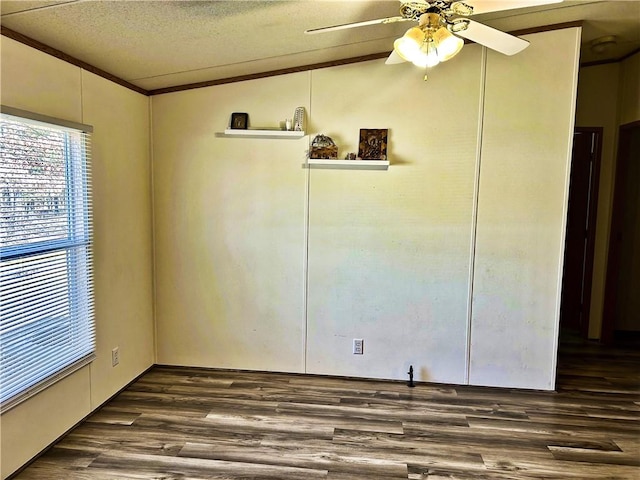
358, 129, 388, 160
230, 112, 248, 129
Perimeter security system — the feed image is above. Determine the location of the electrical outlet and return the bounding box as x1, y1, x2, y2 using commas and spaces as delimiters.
111, 347, 119, 367
353, 338, 364, 355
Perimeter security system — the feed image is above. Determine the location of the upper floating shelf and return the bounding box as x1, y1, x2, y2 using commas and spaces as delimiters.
222, 129, 306, 139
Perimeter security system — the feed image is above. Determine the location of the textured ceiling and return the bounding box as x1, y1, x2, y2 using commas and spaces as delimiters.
1, 0, 639, 92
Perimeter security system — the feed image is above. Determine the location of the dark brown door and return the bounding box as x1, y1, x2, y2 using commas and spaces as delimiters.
560, 128, 602, 337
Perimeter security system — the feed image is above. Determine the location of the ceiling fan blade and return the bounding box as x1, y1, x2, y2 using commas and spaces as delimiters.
305, 16, 410, 34
385, 50, 407, 65
467, 0, 563, 15
455, 20, 529, 55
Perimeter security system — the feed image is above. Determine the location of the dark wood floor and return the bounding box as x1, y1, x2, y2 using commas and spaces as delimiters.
13, 338, 640, 479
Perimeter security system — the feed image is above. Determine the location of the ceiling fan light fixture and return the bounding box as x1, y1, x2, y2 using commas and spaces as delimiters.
419, 12, 442, 30
450, 1, 474, 16
432, 27, 464, 61
449, 18, 470, 34
393, 11, 468, 70
311, 0, 556, 78
394, 27, 426, 62
413, 37, 440, 68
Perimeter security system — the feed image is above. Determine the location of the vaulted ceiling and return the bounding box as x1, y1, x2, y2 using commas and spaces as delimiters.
1, 0, 639, 93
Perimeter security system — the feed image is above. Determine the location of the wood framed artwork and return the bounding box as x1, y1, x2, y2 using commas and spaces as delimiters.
230, 112, 248, 129
358, 129, 388, 160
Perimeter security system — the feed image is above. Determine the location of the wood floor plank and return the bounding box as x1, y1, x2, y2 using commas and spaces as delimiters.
103, 397, 212, 418
29, 446, 99, 468
403, 420, 623, 452
547, 445, 640, 466
525, 410, 640, 434
15, 465, 158, 480
264, 431, 488, 472
481, 452, 640, 479
331, 428, 560, 461
179, 441, 409, 477
204, 411, 339, 436
466, 415, 637, 442
84, 410, 141, 426
88, 451, 329, 479
275, 400, 471, 427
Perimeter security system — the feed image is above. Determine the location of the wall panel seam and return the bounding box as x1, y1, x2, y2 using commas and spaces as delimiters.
465, 47, 487, 385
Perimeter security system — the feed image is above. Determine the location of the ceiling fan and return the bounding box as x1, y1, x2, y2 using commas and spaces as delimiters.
305, 0, 563, 75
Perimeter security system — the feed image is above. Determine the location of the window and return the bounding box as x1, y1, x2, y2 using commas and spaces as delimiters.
0, 106, 94, 413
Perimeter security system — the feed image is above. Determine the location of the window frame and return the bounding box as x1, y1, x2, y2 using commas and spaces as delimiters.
0, 105, 95, 413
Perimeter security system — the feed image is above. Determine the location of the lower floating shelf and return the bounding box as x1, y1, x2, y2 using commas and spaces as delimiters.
307, 159, 390, 170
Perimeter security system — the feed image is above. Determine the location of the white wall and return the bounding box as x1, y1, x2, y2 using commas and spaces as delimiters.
619, 52, 640, 125
305, 48, 483, 384
576, 63, 620, 340
83, 71, 156, 406
576, 51, 640, 339
152, 75, 310, 372
469, 28, 580, 389
152, 27, 581, 390
0, 37, 155, 479
614, 51, 640, 332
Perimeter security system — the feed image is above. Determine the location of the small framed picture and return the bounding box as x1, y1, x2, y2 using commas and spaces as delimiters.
358, 129, 388, 160
230, 112, 248, 129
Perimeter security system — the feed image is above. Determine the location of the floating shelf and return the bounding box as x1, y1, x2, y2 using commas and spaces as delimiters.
307, 159, 390, 170
222, 129, 305, 139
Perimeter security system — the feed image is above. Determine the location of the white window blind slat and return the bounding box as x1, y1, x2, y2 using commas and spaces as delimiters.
2, 268, 70, 300
0, 109, 94, 413
0, 314, 94, 362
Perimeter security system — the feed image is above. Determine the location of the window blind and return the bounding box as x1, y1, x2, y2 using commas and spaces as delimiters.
0, 107, 95, 413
